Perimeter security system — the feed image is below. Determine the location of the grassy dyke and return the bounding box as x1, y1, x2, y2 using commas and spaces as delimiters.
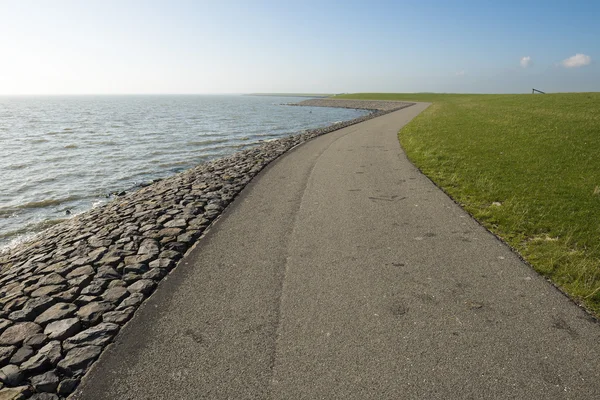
336, 92, 600, 314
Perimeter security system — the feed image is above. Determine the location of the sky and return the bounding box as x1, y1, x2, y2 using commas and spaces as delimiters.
0, 0, 598, 95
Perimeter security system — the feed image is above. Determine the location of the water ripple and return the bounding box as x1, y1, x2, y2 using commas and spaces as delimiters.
0, 95, 369, 248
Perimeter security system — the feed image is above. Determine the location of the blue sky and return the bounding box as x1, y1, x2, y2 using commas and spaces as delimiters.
0, 0, 598, 94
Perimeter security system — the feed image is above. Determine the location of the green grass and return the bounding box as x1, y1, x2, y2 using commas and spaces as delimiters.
336, 92, 600, 314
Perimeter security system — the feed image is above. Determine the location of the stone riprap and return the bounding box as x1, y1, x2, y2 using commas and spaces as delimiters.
0, 99, 413, 399
293, 98, 413, 111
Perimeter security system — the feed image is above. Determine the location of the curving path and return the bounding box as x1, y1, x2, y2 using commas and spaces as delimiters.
73, 103, 600, 399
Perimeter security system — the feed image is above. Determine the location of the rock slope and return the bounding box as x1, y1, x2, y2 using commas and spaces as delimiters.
0, 100, 413, 399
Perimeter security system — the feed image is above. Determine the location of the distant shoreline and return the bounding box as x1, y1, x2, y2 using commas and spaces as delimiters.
245, 93, 334, 98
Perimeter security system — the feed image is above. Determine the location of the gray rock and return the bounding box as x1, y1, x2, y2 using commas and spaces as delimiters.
50, 262, 76, 276
43, 261, 73, 276
177, 232, 196, 243
123, 254, 154, 265
74, 295, 97, 306
0, 323, 42, 346
23, 333, 47, 349
2, 288, 23, 301
63, 323, 119, 351
19, 297, 56, 319
67, 274, 92, 289
29, 393, 59, 400
19, 352, 49, 373
69, 256, 91, 267
2, 297, 27, 313
101, 287, 129, 304
0, 321, 11, 335
122, 242, 137, 252
57, 378, 79, 395
6, 309, 35, 323
121, 273, 142, 284
160, 236, 175, 245
156, 214, 172, 224
34, 303, 77, 325
30, 285, 65, 298
53, 287, 79, 303
57, 345, 102, 377
38, 341, 61, 365
87, 246, 107, 261
98, 254, 122, 266
158, 227, 182, 237
88, 236, 112, 248
38, 273, 66, 286
65, 265, 95, 280
204, 209, 220, 219
159, 249, 181, 261
80, 280, 108, 296
0, 347, 16, 367
164, 218, 187, 228
122, 263, 148, 274
8, 346, 33, 365
0, 385, 31, 399
137, 239, 159, 256
164, 241, 187, 253
204, 203, 222, 211
31, 370, 59, 393
0, 365, 23, 386
44, 318, 81, 340
127, 279, 156, 295
142, 268, 168, 281
102, 308, 134, 324
148, 258, 175, 270
107, 280, 126, 288
95, 265, 120, 280
116, 293, 144, 310
76, 302, 114, 325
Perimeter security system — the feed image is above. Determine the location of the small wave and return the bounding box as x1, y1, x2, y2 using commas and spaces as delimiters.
30, 138, 49, 144
91, 200, 106, 208
157, 161, 191, 168
248, 133, 281, 140
64, 144, 78, 149
45, 155, 69, 163
15, 196, 81, 210
0, 218, 67, 253
0, 232, 38, 254
0, 218, 66, 240
0, 210, 18, 219
6, 162, 32, 170
47, 129, 74, 136
97, 140, 118, 146
187, 138, 229, 146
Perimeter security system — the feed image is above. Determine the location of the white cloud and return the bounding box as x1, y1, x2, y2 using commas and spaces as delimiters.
561, 53, 592, 68
455, 70, 465, 76
520, 56, 532, 68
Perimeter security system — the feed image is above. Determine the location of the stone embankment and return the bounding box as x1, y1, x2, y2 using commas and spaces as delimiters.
292, 98, 411, 111
0, 100, 413, 399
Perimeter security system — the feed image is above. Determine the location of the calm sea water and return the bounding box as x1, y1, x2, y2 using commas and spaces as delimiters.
0, 95, 368, 250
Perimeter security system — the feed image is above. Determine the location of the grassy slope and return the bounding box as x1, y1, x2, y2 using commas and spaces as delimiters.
336, 92, 600, 313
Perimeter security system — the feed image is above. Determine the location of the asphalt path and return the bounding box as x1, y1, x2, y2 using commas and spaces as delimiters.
73, 103, 600, 399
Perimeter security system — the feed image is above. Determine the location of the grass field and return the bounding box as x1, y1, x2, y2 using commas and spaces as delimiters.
336, 92, 600, 314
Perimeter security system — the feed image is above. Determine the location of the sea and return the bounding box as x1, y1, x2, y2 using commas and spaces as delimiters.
0, 95, 368, 251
